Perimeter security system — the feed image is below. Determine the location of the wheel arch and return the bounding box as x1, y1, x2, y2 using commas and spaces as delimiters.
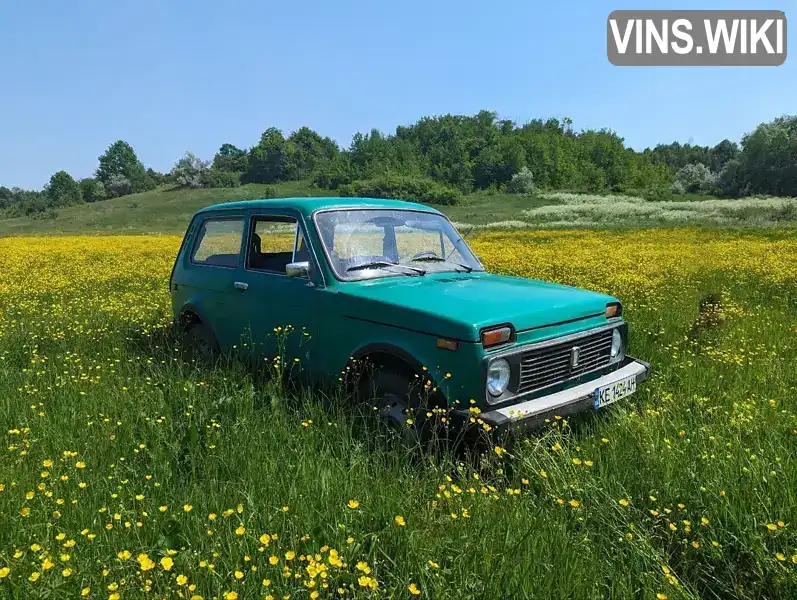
348, 342, 447, 408
177, 303, 209, 329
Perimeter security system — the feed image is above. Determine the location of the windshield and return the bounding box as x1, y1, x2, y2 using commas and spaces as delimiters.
314, 209, 484, 280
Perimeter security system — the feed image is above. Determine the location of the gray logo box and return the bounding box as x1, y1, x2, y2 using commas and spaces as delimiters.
607, 10, 787, 66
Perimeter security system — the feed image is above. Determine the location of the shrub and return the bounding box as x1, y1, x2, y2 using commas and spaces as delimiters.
674, 163, 717, 194
644, 185, 674, 202
199, 169, 240, 188
506, 167, 535, 195
80, 178, 107, 203
338, 176, 461, 205
106, 175, 133, 198
172, 152, 210, 189
670, 181, 686, 195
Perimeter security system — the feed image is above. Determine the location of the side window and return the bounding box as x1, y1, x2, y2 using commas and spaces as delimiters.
247, 216, 308, 275
191, 217, 244, 268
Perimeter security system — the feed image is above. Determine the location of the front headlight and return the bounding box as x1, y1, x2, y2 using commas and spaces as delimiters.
487, 358, 511, 396
610, 328, 625, 361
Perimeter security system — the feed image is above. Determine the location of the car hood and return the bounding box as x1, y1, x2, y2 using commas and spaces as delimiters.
338, 271, 617, 342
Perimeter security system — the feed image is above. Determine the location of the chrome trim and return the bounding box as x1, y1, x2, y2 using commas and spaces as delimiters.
484, 358, 648, 423
484, 322, 625, 406
310, 206, 485, 283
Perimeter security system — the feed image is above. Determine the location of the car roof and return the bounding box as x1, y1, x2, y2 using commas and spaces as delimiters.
196, 197, 443, 218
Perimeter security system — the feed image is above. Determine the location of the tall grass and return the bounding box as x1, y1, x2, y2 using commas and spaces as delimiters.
0, 231, 796, 599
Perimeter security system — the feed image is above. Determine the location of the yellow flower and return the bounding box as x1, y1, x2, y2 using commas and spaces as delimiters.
285, 551, 295, 560
159, 505, 168, 512
43, 459, 53, 468
62, 568, 72, 577
268, 555, 279, 565
619, 498, 630, 507
177, 574, 188, 585
572, 457, 582, 465
394, 515, 406, 526
29, 572, 41, 582
0, 567, 10, 579
234, 570, 244, 579
161, 556, 173, 570
81, 587, 90, 596
657, 594, 668, 600
137, 553, 155, 571
183, 504, 193, 512
409, 582, 422, 595
235, 525, 246, 535
117, 550, 131, 560
569, 499, 580, 508
223, 592, 238, 600
208, 513, 217, 520
776, 553, 786, 561
347, 500, 360, 509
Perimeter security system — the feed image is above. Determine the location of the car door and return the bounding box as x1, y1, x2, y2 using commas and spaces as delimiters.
179, 213, 248, 350
234, 210, 321, 374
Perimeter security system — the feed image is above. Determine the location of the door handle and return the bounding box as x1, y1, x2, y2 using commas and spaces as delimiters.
233, 281, 249, 291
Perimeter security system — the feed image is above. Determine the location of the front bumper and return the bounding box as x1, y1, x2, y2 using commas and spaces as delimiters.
460, 356, 651, 434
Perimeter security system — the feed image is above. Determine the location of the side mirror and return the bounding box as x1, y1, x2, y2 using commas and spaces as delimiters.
286, 261, 310, 278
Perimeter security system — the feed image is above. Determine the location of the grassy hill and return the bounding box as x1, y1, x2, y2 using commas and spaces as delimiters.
0, 181, 558, 236
0, 181, 795, 236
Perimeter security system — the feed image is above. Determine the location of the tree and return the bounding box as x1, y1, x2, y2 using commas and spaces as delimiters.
96, 140, 154, 193
45, 171, 82, 207
0, 186, 12, 209
212, 143, 248, 173
172, 152, 210, 188
287, 127, 338, 177
711, 139, 739, 172
245, 128, 290, 183
731, 116, 797, 197
80, 178, 106, 202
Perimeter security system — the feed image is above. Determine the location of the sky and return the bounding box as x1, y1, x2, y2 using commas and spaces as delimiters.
0, 0, 793, 190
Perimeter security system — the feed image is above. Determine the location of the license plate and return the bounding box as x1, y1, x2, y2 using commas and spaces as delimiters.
594, 375, 637, 409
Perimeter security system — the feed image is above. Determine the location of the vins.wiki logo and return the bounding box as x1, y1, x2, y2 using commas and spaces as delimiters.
607, 10, 787, 66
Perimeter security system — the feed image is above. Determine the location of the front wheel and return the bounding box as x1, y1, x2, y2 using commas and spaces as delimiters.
359, 369, 449, 449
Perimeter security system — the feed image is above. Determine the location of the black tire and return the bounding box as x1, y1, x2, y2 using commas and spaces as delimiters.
359, 369, 432, 448
183, 322, 219, 364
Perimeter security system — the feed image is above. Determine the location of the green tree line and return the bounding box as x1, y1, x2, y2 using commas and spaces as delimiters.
2, 111, 795, 216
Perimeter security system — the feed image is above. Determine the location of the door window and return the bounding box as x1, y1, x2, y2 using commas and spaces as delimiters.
247, 216, 309, 276
191, 217, 244, 268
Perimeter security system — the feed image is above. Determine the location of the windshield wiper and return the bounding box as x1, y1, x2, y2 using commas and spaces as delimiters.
409, 256, 473, 273
346, 261, 426, 276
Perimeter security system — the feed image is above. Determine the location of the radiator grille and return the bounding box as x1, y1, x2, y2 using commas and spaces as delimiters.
517, 328, 614, 395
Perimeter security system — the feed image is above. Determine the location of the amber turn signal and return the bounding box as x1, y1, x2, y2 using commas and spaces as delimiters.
481, 326, 512, 348
605, 303, 622, 318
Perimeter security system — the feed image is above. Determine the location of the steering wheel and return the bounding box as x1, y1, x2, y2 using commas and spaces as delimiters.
410, 250, 439, 261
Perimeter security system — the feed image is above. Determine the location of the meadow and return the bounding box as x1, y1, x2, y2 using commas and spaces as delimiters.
1, 228, 796, 599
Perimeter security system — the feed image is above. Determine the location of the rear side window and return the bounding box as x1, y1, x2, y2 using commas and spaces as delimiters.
191, 217, 244, 268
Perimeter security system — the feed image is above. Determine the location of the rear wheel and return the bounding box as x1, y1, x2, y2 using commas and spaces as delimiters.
182, 321, 219, 364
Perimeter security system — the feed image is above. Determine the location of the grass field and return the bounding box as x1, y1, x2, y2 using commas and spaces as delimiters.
1, 229, 796, 599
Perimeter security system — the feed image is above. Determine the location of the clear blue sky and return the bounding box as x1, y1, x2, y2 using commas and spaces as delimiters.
0, 0, 793, 189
